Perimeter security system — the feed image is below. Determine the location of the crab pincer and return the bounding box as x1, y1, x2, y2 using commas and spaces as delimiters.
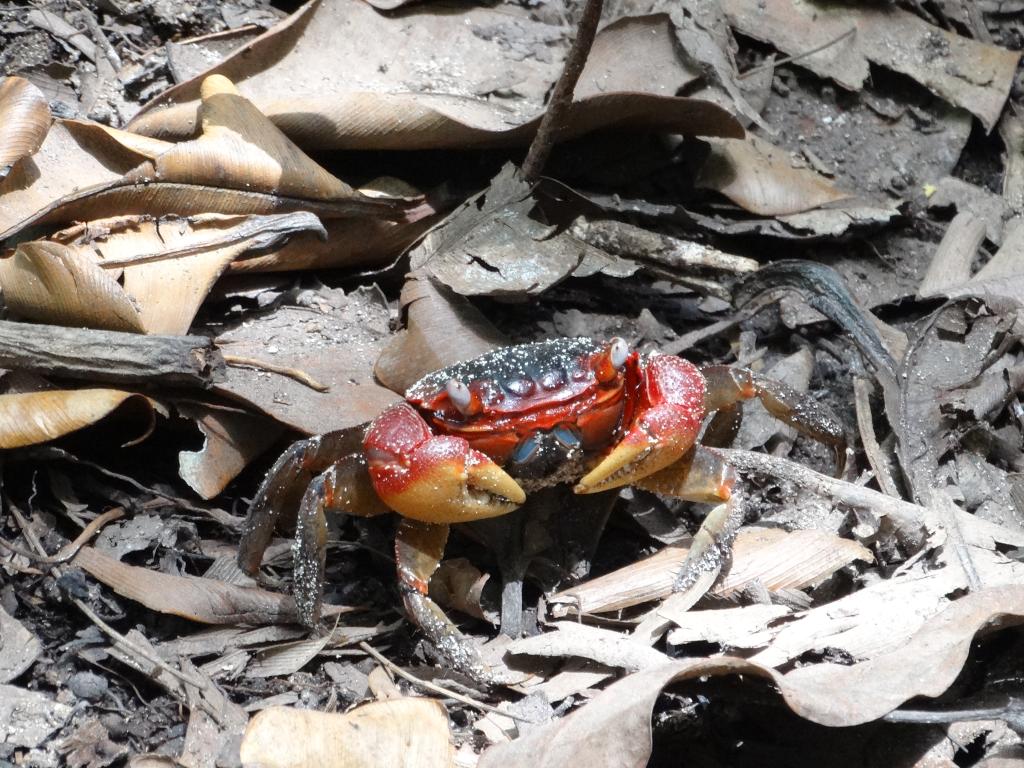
364, 402, 526, 522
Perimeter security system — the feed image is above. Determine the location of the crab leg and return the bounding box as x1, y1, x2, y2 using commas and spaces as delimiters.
394, 519, 494, 680
238, 429, 370, 575
635, 445, 747, 592
291, 456, 391, 627
702, 365, 847, 472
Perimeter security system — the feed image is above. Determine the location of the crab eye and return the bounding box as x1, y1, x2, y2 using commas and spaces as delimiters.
609, 337, 629, 369
445, 379, 478, 416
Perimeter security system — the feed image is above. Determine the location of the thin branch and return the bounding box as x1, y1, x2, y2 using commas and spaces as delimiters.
0, 506, 124, 565
224, 354, 329, 392
358, 641, 534, 723
521, 0, 604, 182
738, 27, 856, 80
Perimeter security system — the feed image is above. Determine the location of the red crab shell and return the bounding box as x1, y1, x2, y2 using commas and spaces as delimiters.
403, 338, 644, 463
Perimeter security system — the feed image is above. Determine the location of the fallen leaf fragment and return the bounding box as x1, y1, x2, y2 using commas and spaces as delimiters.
699, 136, 858, 216
721, 0, 1020, 131
178, 403, 285, 500
0, 76, 51, 179
239, 699, 453, 768
374, 272, 507, 395
0, 390, 154, 449
0, 606, 41, 683
72, 546, 353, 625
410, 163, 625, 297
0, 684, 72, 749
483, 586, 1024, 767
509, 622, 669, 672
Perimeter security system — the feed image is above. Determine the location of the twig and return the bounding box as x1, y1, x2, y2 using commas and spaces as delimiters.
357, 641, 533, 722
521, 0, 604, 182
224, 354, 329, 392
738, 27, 857, 80
0, 506, 124, 565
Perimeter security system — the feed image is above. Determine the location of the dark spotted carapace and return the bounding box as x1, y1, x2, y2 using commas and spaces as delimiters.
404, 338, 642, 470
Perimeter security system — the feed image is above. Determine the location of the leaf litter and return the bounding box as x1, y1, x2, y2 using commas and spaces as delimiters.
2, 0, 1024, 765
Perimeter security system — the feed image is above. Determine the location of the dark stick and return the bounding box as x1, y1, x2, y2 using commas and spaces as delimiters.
0, 320, 225, 388
520, 0, 604, 183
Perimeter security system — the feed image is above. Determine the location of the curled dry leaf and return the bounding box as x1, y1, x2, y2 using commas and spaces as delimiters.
128, 0, 743, 149
215, 284, 400, 434
483, 587, 1024, 768
0, 76, 51, 179
374, 272, 507, 395
698, 135, 882, 217
72, 546, 354, 625
239, 699, 453, 768
1, 212, 326, 335
229, 178, 437, 274
177, 403, 285, 500
721, 0, 1020, 132
0, 77, 410, 242
0, 389, 154, 449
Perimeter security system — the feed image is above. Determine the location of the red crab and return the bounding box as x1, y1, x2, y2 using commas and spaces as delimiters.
238, 338, 845, 681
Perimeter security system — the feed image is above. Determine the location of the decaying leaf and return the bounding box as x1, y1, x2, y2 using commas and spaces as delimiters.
177, 403, 285, 500
721, 0, 1020, 131
0, 76, 410, 243
0, 389, 154, 449
0, 684, 72, 749
239, 699, 453, 768
0, 76, 51, 179
1, 213, 325, 335
485, 586, 1024, 767
214, 283, 400, 434
410, 164, 632, 297
128, 0, 743, 149
374, 272, 507, 395
72, 546, 354, 625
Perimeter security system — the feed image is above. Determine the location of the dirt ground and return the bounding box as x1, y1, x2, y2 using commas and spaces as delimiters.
3, 0, 1024, 766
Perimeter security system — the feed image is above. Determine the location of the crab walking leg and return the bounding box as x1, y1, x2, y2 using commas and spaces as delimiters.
238, 429, 369, 575
702, 365, 848, 473
636, 445, 747, 591
394, 519, 491, 679
290, 457, 391, 627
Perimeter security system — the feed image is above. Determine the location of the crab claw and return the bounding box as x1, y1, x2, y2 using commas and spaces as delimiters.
576, 355, 706, 494
365, 404, 525, 524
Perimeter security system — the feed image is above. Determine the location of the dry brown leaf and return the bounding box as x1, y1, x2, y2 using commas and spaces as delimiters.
430, 557, 494, 624
239, 699, 453, 768
374, 272, 507, 395
483, 586, 1024, 767
722, 0, 1020, 131
177, 403, 285, 500
128, 1, 742, 149
2, 213, 324, 334
0, 389, 154, 449
508, 622, 670, 672
548, 527, 871, 617
73, 546, 353, 625
229, 178, 437, 273
698, 136, 853, 216
215, 284, 400, 434
0, 76, 51, 179
0, 78, 410, 243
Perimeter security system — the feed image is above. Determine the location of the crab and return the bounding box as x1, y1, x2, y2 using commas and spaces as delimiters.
237, 338, 845, 681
